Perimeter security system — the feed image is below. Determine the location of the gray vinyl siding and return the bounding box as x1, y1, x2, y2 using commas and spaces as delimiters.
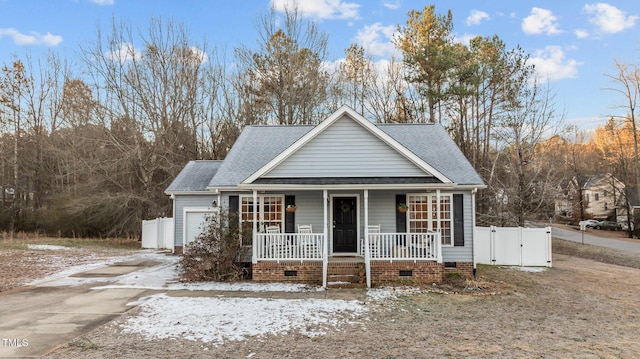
441, 192, 474, 262
215, 189, 474, 262
173, 194, 216, 247
289, 191, 326, 233
265, 115, 428, 178
366, 190, 398, 233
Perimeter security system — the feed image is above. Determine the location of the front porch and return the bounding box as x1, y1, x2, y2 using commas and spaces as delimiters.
242, 188, 453, 287
253, 231, 442, 262
252, 231, 444, 286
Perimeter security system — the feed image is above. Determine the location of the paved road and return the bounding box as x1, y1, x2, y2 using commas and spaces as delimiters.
551, 226, 640, 254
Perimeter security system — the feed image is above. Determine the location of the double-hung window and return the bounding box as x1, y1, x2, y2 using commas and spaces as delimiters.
408, 193, 453, 246
240, 195, 284, 234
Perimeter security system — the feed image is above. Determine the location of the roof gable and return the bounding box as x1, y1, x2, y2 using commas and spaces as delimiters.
263, 114, 430, 179
244, 105, 451, 184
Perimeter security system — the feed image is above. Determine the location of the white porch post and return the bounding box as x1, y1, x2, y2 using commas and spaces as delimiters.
472, 187, 477, 271
436, 189, 441, 233
364, 189, 371, 288
252, 190, 258, 262
322, 189, 328, 288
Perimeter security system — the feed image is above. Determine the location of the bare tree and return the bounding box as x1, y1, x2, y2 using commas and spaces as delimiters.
604, 59, 640, 234
77, 17, 221, 235
235, 5, 329, 125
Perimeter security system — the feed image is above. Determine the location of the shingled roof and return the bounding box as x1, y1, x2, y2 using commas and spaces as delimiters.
168, 107, 486, 193
165, 160, 223, 193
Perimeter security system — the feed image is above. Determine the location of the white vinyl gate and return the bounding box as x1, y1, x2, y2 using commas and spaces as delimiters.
474, 226, 552, 267
141, 217, 174, 250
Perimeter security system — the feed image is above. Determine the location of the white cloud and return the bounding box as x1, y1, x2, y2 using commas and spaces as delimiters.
383, 1, 400, 10
529, 46, 582, 83
186, 46, 208, 65
0, 27, 63, 46
584, 3, 638, 34
271, 0, 359, 20
355, 22, 397, 58
522, 7, 562, 35
89, 0, 114, 5
107, 42, 141, 63
466, 10, 490, 26
575, 29, 589, 39
454, 33, 477, 46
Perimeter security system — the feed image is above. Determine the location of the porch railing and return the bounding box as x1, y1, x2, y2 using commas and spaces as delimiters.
254, 233, 325, 262
360, 232, 442, 262
253, 231, 441, 262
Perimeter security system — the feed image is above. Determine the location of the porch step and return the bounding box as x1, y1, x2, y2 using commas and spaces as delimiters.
326, 261, 366, 288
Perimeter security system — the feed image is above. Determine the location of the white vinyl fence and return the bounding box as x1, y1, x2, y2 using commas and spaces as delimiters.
474, 226, 552, 267
141, 217, 174, 250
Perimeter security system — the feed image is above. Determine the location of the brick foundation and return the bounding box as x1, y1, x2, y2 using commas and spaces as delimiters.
370, 261, 444, 285
252, 261, 323, 284
251, 260, 455, 286
443, 262, 474, 279
174, 246, 183, 255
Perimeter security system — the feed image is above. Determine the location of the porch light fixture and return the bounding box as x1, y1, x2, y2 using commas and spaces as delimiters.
212, 200, 217, 207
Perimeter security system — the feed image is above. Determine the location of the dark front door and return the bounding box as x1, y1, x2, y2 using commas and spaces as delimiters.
333, 197, 358, 252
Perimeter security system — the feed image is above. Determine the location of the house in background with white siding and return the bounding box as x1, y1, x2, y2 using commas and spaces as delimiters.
166, 105, 486, 288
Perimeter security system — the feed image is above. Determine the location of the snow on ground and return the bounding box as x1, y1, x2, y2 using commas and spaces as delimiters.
30, 250, 401, 346
27, 244, 72, 251
122, 293, 368, 346
505, 266, 548, 273
29, 250, 161, 287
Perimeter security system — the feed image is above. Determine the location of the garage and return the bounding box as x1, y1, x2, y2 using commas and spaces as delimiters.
183, 208, 215, 249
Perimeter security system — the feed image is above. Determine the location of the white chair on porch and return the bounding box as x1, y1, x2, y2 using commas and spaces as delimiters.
297, 224, 317, 259
367, 225, 381, 258
266, 225, 287, 258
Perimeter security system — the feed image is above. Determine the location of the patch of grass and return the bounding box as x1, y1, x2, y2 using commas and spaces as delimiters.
67, 336, 100, 351
0, 233, 140, 250
552, 238, 640, 270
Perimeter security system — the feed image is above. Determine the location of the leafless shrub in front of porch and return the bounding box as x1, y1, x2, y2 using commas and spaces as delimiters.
179, 211, 249, 282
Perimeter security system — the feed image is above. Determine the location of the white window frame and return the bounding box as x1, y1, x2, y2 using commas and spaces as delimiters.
240, 194, 285, 232
407, 193, 454, 246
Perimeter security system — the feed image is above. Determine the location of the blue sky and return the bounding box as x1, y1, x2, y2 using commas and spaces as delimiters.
1, 0, 639, 129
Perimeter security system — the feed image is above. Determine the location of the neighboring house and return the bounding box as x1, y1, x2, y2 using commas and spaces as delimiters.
166, 106, 486, 287
555, 174, 626, 220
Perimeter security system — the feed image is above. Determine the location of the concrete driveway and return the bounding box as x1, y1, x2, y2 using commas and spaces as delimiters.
0, 257, 163, 358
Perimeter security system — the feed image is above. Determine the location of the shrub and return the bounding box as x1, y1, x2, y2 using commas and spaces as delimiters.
179, 210, 249, 282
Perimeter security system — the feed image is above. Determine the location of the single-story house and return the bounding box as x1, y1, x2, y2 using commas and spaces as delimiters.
166, 105, 486, 287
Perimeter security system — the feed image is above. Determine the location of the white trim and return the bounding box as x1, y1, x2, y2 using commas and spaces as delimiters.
182, 206, 216, 250
322, 190, 328, 288
240, 194, 286, 233
406, 193, 454, 247
166, 190, 214, 195
242, 105, 453, 184
364, 190, 371, 288
329, 193, 361, 255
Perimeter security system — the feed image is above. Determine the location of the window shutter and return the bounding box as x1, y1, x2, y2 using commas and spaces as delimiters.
285, 195, 295, 233
229, 195, 239, 214
453, 194, 464, 246
396, 194, 407, 233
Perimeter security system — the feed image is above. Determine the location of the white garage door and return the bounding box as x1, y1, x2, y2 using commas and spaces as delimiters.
184, 209, 213, 249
